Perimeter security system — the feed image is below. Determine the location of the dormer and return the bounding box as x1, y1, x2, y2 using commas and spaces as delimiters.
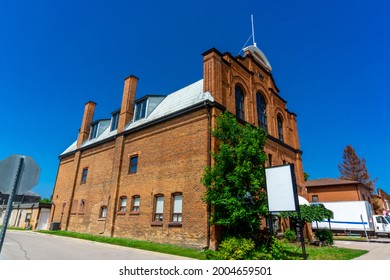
89, 119, 110, 140
133, 95, 166, 121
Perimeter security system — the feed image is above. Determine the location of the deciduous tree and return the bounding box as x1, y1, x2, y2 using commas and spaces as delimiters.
201, 112, 268, 239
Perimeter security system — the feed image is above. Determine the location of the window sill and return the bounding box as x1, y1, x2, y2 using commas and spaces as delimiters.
151, 221, 163, 227
168, 222, 182, 227
98, 218, 106, 221
129, 211, 140, 216
117, 212, 126, 216
78, 213, 84, 215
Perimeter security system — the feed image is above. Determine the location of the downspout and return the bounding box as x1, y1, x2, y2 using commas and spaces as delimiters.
49, 160, 60, 226
65, 151, 82, 230
109, 135, 126, 237
204, 101, 212, 249
50, 202, 56, 225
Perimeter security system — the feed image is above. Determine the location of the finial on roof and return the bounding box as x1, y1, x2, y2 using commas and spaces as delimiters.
251, 14, 257, 47
238, 15, 272, 71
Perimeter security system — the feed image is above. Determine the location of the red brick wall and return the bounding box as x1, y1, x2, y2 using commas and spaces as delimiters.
52, 109, 210, 248
307, 184, 372, 203
112, 110, 209, 248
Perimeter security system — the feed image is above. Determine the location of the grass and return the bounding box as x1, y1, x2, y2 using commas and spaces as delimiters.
282, 242, 368, 260
333, 235, 372, 242
38, 230, 208, 259
37, 230, 368, 260
0, 226, 30, 231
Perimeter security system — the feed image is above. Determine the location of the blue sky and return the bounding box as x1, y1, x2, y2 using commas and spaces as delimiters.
1, 0, 389, 199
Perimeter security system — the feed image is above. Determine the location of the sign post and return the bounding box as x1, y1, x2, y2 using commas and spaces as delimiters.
265, 164, 307, 260
0, 155, 40, 254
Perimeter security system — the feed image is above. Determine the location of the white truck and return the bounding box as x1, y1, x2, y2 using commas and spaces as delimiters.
311, 201, 390, 237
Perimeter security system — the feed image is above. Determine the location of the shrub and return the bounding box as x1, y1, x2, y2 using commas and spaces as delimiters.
284, 228, 296, 243
315, 229, 333, 245
268, 237, 289, 260
210, 236, 291, 260
212, 237, 256, 260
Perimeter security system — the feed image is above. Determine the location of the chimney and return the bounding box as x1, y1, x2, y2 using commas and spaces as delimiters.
117, 75, 138, 133
77, 101, 96, 148
202, 48, 223, 105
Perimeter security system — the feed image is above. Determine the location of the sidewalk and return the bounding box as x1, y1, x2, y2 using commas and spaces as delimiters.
333, 238, 390, 260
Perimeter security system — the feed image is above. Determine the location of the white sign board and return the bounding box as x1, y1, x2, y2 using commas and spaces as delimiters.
265, 164, 297, 212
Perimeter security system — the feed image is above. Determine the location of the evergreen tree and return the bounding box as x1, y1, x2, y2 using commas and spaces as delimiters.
338, 145, 376, 191
201, 112, 268, 239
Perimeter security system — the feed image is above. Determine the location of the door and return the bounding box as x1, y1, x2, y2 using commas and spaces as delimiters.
36, 208, 50, 230
374, 216, 389, 234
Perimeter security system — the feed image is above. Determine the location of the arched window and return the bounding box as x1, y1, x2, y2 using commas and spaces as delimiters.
256, 92, 268, 132
235, 85, 245, 120
79, 199, 86, 214
277, 114, 284, 142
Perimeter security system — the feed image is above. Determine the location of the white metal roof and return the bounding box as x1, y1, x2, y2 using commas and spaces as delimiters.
60, 79, 213, 155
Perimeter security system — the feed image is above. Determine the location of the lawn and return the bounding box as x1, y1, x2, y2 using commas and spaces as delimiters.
282, 242, 367, 260
37, 230, 368, 260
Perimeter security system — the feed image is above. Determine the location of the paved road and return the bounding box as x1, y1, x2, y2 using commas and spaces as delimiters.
0, 230, 192, 260
334, 239, 390, 260
4, 230, 389, 260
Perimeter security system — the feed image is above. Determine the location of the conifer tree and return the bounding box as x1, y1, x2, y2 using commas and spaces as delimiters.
338, 145, 376, 191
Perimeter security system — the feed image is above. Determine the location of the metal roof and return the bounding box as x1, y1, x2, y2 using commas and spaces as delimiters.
61, 79, 212, 155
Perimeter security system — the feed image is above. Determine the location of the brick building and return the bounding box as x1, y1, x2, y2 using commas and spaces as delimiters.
50, 44, 306, 249
372, 188, 390, 215
305, 178, 373, 204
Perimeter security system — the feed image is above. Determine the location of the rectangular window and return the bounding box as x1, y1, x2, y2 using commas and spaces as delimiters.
90, 123, 99, 139
129, 156, 138, 174
132, 196, 140, 212
81, 168, 88, 184
154, 196, 164, 222
312, 195, 319, 202
100, 206, 107, 218
134, 99, 147, 121
119, 197, 127, 212
172, 194, 182, 222
110, 110, 120, 131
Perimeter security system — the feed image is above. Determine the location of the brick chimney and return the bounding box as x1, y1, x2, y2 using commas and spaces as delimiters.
202, 48, 223, 106
77, 101, 96, 148
117, 75, 138, 133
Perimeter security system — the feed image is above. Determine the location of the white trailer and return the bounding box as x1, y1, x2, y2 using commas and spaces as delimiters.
311, 201, 375, 235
